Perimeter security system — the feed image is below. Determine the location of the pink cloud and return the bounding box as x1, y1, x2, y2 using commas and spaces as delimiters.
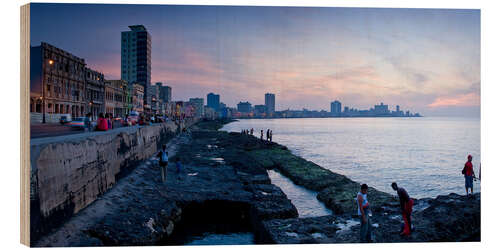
86, 53, 121, 80
428, 93, 480, 108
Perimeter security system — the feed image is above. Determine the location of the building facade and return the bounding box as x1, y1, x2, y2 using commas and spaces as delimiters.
30, 42, 87, 123
104, 80, 128, 118
330, 100, 342, 116
207, 93, 220, 111
374, 102, 389, 115
254, 104, 267, 117
149, 83, 160, 114
265, 93, 275, 116
121, 25, 152, 106
132, 83, 144, 113
189, 98, 204, 118
156, 82, 172, 103
85, 68, 105, 120
237, 101, 252, 113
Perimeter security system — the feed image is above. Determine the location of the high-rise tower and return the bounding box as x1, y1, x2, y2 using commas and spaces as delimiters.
121, 25, 152, 105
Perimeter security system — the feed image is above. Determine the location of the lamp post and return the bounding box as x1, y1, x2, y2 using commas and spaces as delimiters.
43, 59, 54, 123
42, 59, 54, 123
89, 101, 93, 120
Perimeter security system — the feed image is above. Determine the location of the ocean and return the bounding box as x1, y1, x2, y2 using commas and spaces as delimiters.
221, 117, 481, 199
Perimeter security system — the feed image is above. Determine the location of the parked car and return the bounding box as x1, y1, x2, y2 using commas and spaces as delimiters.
59, 114, 72, 125
67, 117, 86, 130
127, 111, 140, 125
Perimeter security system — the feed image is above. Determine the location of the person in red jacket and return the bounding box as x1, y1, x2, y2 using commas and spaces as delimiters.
96, 113, 108, 131
463, 155, 475, 196
392, 182, 413, 236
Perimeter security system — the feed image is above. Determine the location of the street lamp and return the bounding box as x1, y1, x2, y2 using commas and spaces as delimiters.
42, 58, 55, 123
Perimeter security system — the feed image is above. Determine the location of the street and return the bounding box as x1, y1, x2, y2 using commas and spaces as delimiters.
30, 121, 124, 139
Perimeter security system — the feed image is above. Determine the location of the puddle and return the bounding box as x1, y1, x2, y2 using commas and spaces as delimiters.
267, 170, 332, 217
285, 232, 298, 237
186, 233, 254, 245
209, 157, 225, 164
163, 200, 253, 245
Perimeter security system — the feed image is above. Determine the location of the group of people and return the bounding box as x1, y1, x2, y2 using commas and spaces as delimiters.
241, 128, 274, 142
94, 113, 115, 131
82, 112, 115, 132
357, 154, 478, 243
84, 113, 171, 132
357, 182, 418, 243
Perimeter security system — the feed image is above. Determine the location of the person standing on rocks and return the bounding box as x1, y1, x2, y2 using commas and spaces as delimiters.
391, 182, 413, 236
462, 155, 475, 196
270, 130, 273, 142
266, 129, 270, 141
260, 130, 264, 141
156, 144, 169, 183
357, 184, 372, 243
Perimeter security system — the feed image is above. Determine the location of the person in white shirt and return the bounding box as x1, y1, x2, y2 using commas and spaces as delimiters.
357, 183, 372, 242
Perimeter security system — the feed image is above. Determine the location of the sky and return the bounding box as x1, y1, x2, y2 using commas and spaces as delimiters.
30, 3, 480, 116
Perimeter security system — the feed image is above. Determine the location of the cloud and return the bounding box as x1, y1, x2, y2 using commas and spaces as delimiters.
428, 92, 480, 108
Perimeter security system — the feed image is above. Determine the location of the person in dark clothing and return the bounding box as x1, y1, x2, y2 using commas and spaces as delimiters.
266, 129, 270, 141
260, 130, 264, 141
391, 182, 413, 236
270, 130, 273, 142
156, 144, 169, 183
84, 113, 92, 132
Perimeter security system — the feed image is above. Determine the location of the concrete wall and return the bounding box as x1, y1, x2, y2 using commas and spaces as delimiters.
29, 119, 197, 241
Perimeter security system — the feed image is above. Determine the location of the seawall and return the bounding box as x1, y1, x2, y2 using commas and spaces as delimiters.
29, 119, 197, 241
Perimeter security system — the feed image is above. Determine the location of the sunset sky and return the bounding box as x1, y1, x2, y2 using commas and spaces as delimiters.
30, 3, 480, 116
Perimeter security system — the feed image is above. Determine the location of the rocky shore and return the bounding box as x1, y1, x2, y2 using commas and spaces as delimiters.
34, 119, 480, 246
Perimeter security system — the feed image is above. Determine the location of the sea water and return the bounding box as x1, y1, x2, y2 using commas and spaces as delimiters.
222, 117, 480, 198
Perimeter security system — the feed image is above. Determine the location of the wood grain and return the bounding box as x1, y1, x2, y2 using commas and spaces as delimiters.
20, 3, 30, 246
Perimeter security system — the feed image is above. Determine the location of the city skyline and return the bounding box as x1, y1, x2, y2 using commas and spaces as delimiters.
30, 4, 480, 117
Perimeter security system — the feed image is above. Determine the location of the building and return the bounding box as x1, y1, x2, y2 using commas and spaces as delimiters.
374, 102, 389, 115
265, 93, 275, 115
132, 83, 144, 113
121, 25, 152, 106
207, 93, 220, 112
85, 68, 105, 120
204, 106, 217, 120
156, 82, 172, 103
237, 101, 252, 113
189, 98, 204, 118
148, 83, 160, 114
330, 100, 342, 116
104, 80, 128, 117
30, 42, 87, 123
123, 82, 134, 115
254, 104, 267, 117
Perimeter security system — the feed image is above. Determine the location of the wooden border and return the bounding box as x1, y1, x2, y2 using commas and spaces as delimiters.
20, 3, 30, 246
